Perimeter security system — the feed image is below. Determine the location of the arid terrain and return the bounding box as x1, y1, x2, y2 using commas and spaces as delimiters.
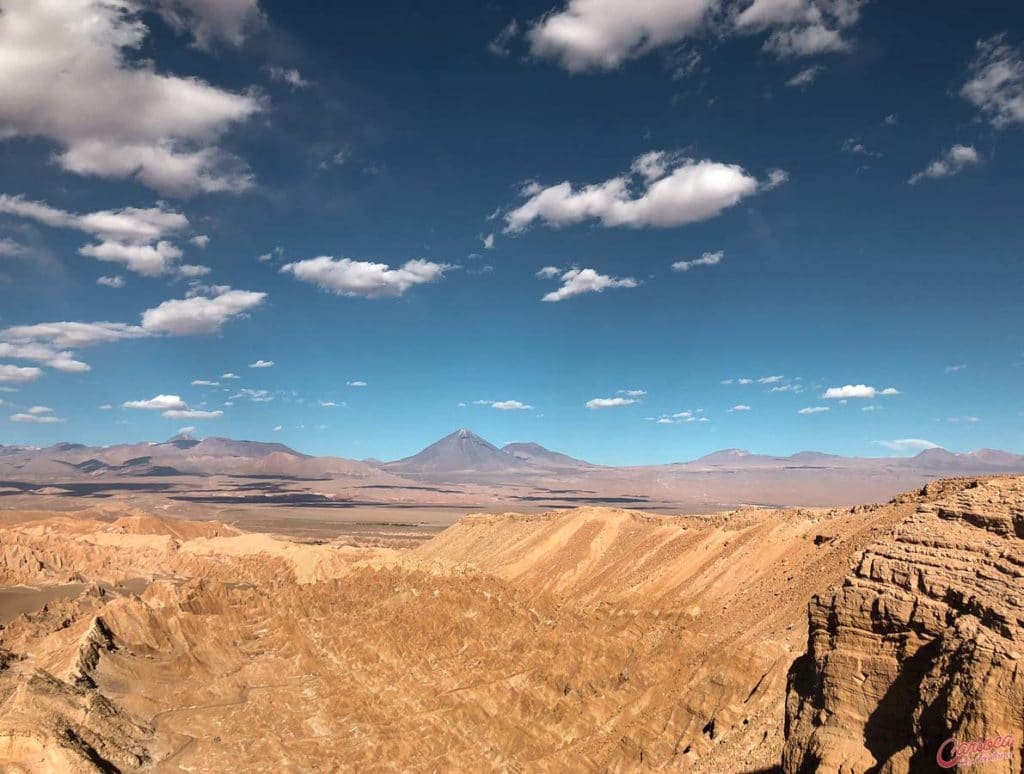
3, 430, 1023, 542
0, 473, 1020, 771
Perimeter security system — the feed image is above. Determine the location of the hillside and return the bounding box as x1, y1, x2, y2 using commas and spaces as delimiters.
7, 480, 1019, 770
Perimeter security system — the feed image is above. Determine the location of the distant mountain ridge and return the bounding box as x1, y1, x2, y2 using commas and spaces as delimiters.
2, 431, 1023, 482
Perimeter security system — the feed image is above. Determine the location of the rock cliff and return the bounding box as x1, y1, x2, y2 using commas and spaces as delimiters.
783, 476, 1024, 772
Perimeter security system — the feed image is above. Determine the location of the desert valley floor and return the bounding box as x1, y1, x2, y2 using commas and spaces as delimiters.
0, 471, 1021, 772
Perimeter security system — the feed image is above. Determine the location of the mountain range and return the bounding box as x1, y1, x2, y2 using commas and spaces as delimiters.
3, 429, 1024, 511
3, 428, 1024, 479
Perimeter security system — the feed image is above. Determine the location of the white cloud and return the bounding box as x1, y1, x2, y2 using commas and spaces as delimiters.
26, 405, 53, 415
281, 256, 451, 298
346, 380, 367, 387
482, 233, 495, 249
191, 379, 220, 387
945, 364, 967, 373
0, 364, 43, 383
947, 416, 981, 424
488, 19, 519, 56
123, 394, 188, 411
249, 359, 274, 368
527, 0, 716, 72
525, 0, 866, 71
841, 137, 882, 158
177, 264, 211, 278
908, 145, 980, 184
737, 378, 754, 385
98, 404, 113, 410
758, 375, 785, 384
490, 400, 533, 410
618, 389, 646, 397
762, 24, 847, 57
97, 275, 125, 288
190, 234, 210, 248
79, 240, 183, 276
318, 400, 344, 408
273, 424, 282, 431
651, 410, 709, 424
222, 372, 240, 379
0, 342, 89, 373
0, 0, 261, 195
822, 384, 900, 400
541, 267, 638, 302
961, 34, 1024, 128
875, 438, 939, 454
232, 388, 272, 402
0, 194, 194, 275
729, 404, 751, 412
162, 408, 222, 419
152, 0, 264, 49
797, 406, 830, 414
0, 237, 29, 256
786, 64, 823, 88
141, 287, 267, 335
505, 154, 773, 232
536, 266, 561, 279
672, 250, 723, 272
266, 66, 309, 89
586, 396, 637, 409
10, 411, 64, 423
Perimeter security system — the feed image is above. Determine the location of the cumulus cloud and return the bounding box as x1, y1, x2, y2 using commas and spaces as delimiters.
586, 396, 637, 409
540, 267, 638, 302
527, 0, 865, 71
0, 0, 261, 195
672, 250, 723, 272
485, 400, 534, 410
0, 364, 43, 383
281, 256, 451, 298
875, 438, 939, 454
141, 287, 267, 335
505, 153, 774, 232
786, 64, 823, 88
729, 404, 751, 412
536, 266, 561, 279
123, 394, 188, 410
908, 145, 981, 184
222, 372, 240, 380
190, 235, 210, 248
97, 275, 126, 288
797, 406, 830, 414
0, 288, 264, 376
527, 0, 715, 72
0, 342, 90, 373
822, 384, 900, 400
0, 194, 192, 275
961, 33, 1024, 128
249, 359, 274, 368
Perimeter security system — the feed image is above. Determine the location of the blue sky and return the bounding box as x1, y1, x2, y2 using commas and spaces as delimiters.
0, 0, 1022, 465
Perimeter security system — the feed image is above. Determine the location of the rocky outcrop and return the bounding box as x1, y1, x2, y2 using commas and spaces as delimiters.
783, 477, 1024, 772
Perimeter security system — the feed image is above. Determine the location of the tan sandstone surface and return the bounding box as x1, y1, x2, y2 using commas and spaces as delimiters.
0, 476, 1019, 771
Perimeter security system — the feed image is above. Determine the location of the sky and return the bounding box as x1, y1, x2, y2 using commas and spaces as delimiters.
0, 0, 1022, 466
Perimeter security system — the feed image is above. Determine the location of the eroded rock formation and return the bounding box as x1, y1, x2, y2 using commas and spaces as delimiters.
783, 477, 1024, 772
